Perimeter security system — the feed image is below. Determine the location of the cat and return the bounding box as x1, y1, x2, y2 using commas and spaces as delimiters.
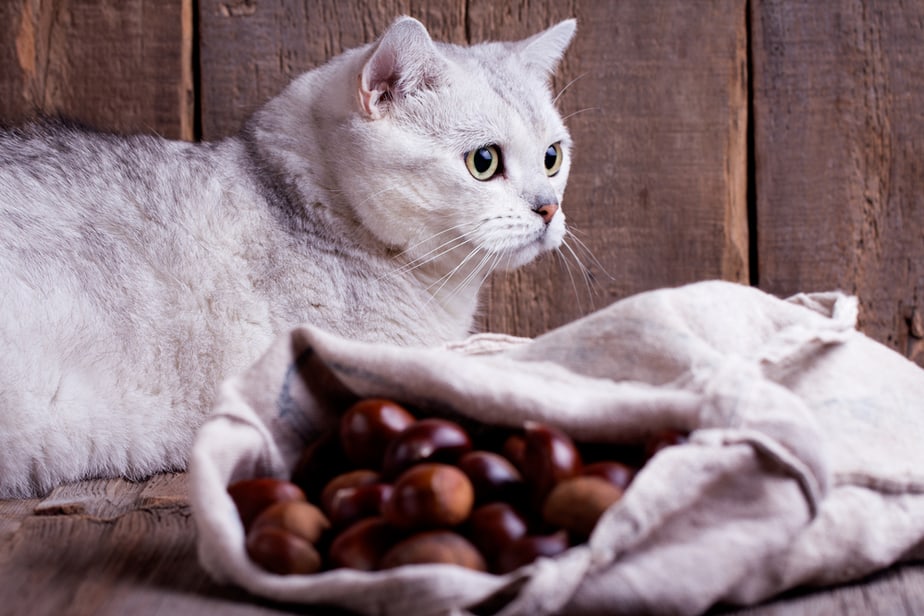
0, 16, 576, 497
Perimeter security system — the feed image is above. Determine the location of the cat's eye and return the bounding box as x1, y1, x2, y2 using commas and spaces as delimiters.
465, 145, 502, 181
545, 142, 564, 177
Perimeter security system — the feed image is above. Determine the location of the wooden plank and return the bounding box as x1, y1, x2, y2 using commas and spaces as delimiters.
199, 0, 750, 338
472, 0, 750, 337
198, 0, 467, 139
752, 0, 924, 365
1, 474, 924, 615
721, 564, 924, 615
0, 0, 192, 139
33, 477, 146, 519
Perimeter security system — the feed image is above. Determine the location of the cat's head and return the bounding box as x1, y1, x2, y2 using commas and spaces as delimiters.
340, 17, 576, 283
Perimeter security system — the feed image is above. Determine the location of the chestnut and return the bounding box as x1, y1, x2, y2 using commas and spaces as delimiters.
542, 476, 623, 538
382, 418, 472, 478
340, 399, 417, 468
522, 421, 582, 501
290, 430, 352, 502
227, 477, 306, 530
380, 530, 487, 571
328, 516, 397, 571
457, 451, 526, 505
320, 469, 381, 514
581, 461, 635, 491
494, 530, 570, 574
246, 525, 322, 575
326, 483, 394, 529
250, 500, 330, 545
467, 502, 529, 560
502, 433, 528, 474
383, 463, 474, 530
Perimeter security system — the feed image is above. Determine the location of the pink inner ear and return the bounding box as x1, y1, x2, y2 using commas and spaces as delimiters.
360, 44, 399, 118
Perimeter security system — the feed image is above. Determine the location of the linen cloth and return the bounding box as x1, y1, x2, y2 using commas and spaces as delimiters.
190, 280, 924, 615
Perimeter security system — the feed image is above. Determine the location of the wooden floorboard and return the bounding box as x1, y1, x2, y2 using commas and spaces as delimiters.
0, 473, 922, 615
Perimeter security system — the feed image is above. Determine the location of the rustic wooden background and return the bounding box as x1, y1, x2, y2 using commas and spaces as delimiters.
1, 0, 921, 367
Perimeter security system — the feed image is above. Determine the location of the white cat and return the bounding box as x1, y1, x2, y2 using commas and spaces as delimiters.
0, 17, 576, 497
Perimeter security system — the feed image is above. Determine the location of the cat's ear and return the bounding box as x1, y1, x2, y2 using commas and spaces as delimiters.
359, 17, 444, 119
515, 19, 577, 77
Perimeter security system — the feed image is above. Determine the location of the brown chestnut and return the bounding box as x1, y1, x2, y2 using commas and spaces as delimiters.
522, 421, 582, 501
290, 430, 352, 502
383, 463, 474, 530
320, 469, 381, 514
581, 460, 635, 491
340, 399, 417, 468
380, 530, 487, 571
228, 478, 306, 530
382, 418, 472, 478
467, 502, 529, 560
326, 483, 394, 529
246, 525, 322, 575
457, 451, 526, 505
328, 516, 397, 571
494, 530, 570, 574
542, 476, 623, 538
250, 500, 330, 545
502, 433, 528, 474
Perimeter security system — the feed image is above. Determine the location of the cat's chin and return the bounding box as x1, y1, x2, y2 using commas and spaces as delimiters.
495, 234, 564, 271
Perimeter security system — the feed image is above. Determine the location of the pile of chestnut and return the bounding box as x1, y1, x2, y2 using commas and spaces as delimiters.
228, 398, 686, 576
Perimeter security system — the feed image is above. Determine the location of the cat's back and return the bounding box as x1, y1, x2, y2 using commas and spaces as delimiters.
0, 120, 217, 227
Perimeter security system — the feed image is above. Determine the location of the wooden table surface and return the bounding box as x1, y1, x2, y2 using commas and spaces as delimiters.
1, 473, 922, 616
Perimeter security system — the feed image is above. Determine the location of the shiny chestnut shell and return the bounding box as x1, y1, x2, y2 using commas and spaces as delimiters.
494, 530, 570, 574
328, 516, 397, 571
380, 530, 486, 571
245, 526, 322, 575
339, 399, 417, 468
382, 418, 472, 479
227, 478, 306, 530
457, 451, 526, 505
467, 502, 529, 560
581, 461, 635, 491
250, 500, 331, 545
326, 483, 394, 529
383, 463, 474, 530
522, 421, 583, 501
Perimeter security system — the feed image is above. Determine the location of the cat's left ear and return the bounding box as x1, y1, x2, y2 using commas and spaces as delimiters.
516, 19, 577, 77
360, 17, 445, 119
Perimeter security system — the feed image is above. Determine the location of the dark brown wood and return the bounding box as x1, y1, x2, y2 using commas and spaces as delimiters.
0, 0, 193, 139
473, 0, 750, 337
197, 0, 467, 139
1, 474, 923, 615
752, 0, 924, 366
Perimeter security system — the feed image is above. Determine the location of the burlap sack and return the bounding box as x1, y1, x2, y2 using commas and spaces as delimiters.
189, 280, 924, 615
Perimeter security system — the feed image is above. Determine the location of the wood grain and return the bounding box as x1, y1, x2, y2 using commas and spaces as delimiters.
751, 0, 924, 365
1, 473, 923, 615
474, 0, 750, 337
197, 0, 467, 139
0, 0, 193, 139
201, 0, 751, 337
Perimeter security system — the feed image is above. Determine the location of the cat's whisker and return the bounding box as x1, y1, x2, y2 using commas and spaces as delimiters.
555, 247, 586, 315
560, 107, 602, 123
564, 227, 614, 281
553, 72, 587, 106
389, 221, 476, 264
383, 232, 471, 281
423, 246, 488, 307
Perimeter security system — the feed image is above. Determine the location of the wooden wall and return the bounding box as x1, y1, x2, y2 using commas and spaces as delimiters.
1, 0, 921, 367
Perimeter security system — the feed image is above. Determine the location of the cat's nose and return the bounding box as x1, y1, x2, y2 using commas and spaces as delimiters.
534, 203, 559, 224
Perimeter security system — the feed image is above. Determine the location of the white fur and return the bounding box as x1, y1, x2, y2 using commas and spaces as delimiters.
0, 17, 576, 496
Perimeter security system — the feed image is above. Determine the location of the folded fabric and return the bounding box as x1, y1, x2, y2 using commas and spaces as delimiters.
189, 280, 924, 615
